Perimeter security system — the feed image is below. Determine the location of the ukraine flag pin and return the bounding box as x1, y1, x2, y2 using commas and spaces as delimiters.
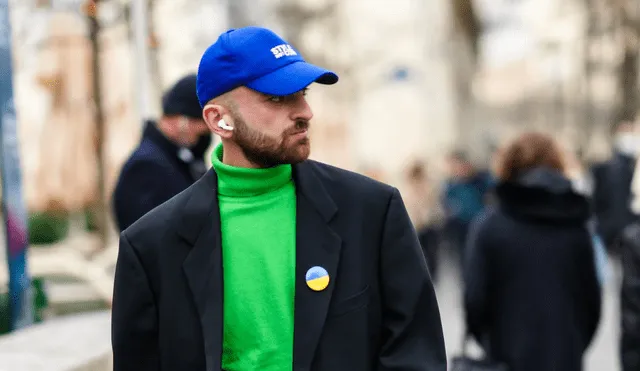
306, 266, 330, 291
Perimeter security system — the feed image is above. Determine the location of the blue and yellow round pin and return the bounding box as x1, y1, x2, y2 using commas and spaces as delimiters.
305, 266, 330, 291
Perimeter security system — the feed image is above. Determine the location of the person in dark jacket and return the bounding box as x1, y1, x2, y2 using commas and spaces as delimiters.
442, 151, 494, 261
464, 132, 602, 371
112, 74, 211, 232
111, 26, 446, 371
591, 120, 638, 252
620, 222, 640, 371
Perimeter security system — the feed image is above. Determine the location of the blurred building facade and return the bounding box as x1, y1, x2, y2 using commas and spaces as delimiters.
7, 0, 626, 213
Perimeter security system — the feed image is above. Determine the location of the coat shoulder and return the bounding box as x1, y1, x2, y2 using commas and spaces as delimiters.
121, 181, 192, 242
305, 160, 395, 197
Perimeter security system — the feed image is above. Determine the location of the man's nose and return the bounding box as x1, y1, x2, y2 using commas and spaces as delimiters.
291, 96, 313, 122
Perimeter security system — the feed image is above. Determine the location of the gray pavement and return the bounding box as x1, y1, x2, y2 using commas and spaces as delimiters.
434, 254, 620, 371
0, 311, 112, 371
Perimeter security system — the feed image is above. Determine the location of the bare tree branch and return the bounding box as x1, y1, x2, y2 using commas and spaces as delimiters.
83, 0, 108, 250
608, 0, 640, 123
451, 0, 481, 64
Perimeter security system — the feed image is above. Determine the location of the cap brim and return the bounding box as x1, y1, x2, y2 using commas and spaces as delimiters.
246, 61, 338, 96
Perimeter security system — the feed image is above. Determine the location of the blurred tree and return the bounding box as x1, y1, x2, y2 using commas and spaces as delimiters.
451, 0, 481, 64
35, 0, 50, 8
586, 0, 640, 128
576, 0, 619, 155
148, 0, 162, 110
581, 0, 597, 148
615, 0, 640, 122
449, 0, 481, 99
449, 0, 482, 154
83, 0, 108, 250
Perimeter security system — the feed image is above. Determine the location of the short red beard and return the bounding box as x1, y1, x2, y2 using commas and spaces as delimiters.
231, 113, 311, 168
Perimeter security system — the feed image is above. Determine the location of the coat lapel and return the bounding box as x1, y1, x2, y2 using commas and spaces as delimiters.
180, 169, 223, 371
292, 161, 342, 369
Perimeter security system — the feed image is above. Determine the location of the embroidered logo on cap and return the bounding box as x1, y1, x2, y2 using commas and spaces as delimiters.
271, 44, 298, 59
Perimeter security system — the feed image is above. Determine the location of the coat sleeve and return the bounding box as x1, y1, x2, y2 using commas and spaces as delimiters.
570, 226, 602, 352
463, 212, 491, 344
377, 188, 447, 371
111, 233, 160, 371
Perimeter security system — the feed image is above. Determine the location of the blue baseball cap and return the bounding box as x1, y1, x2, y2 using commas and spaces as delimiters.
196, 27, 339, 107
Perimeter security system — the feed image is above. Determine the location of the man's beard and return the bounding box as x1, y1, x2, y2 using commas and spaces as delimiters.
231, 112, 311, 168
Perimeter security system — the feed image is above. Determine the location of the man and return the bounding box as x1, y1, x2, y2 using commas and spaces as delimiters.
403, 161, 443, 280
619, 219, 640, 371
112, 74, 211, 231
620, 123, 640, 371
112, 26, 446, 371
441, 151, 493, 261
592, 119, 639, 253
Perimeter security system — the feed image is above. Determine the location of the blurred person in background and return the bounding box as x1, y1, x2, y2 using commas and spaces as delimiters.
619, 154, 640, 371
565, 147, 594, 197
591, 118, 639, 253
111, 27, 446, 371
441, 150, 494, 262
487, 144, 501, 177
112, 74, 211, 232
463, 132, 602, 371
567, 146, 609, 291
403, 160, 444, 280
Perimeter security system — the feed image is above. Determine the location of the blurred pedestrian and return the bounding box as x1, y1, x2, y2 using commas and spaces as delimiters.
591, 119, 639, 253
565, 147, 594, 197
620, 221, 640, 371
463, 132, 602, 371
112, 74, 211, 232
111, 26, 446, 371
441, 151, 494, 262
619, 154, 640, 371
403, 160, 443, 280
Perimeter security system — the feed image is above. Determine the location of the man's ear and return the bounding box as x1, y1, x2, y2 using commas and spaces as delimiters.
203, 104, 233, 138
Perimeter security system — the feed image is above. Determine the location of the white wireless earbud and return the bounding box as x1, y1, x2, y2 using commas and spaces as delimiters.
218, 119, 234, 131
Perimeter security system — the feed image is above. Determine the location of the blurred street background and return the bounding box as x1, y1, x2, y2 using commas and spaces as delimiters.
0, 0, 637, 369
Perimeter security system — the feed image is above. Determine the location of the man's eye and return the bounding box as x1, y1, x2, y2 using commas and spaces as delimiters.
268, 95, 283, 103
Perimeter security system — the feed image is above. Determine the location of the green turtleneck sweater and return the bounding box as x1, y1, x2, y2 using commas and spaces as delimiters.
211, 144, 296, 371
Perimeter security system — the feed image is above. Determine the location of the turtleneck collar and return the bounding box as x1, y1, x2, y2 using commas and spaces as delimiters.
211, 143, 292, 197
